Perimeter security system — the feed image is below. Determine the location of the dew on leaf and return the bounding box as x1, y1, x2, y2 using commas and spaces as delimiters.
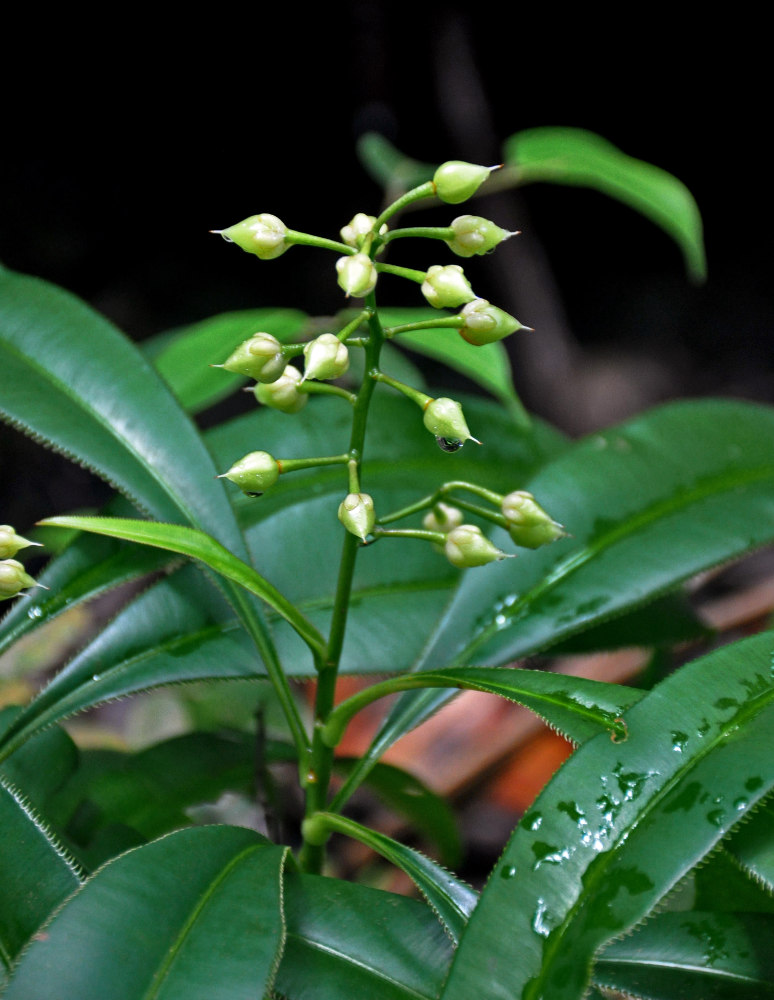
671, 730, 689, 753
532, 898, 554, 938
745, 776, 763, 792
500, 864, 518, 880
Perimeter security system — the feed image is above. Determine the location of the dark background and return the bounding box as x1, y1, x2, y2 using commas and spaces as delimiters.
1, 5, 770, 528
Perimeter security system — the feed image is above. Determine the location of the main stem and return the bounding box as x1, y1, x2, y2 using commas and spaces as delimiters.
298, 295, 383, 873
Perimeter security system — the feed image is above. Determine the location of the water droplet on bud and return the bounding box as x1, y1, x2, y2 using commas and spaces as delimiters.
436, 436, 462, 453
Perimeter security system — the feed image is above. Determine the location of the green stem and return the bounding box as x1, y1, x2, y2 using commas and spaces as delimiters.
371, 527, 445, 544
380, 226, 454, 246
384, 316, 462, 338
299, 382, 357, 405
298, 296, 385, 874
337, 309, 372, 343
373, 180, 436, 232
374, 262, 426, 284
371, 371, 431, 409
376, 480, 503, 526
278, 454, 349, 474
287, 230, 354, 255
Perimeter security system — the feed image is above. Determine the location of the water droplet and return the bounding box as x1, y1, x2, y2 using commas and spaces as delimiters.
714, 696, 738, 711
745, 776, 763, 792
706, 808, 725, 827
532, 898, 554, 938
557, 801, 585, 824
671, 730, 689, 752
26, 606, 43, 620
523, 811, 543, 831
91, 674, 101, 682
244, 491, 263, 498
500, 864, 518, 880
531, 842, 573, 870
733, 797, 748, 811
435, 436, 462, 453
494, 613, 507, 627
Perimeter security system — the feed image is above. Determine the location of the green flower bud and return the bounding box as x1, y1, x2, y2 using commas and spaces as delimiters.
0, 525, 40, 559
303, 334, 350, 381
340, 213, 387, 249
218, 451, 280, 497
458, 298, 523, 346
421, 264, 476, 309
422, 502, 464, 534
444, 525, 512, 569
502, 491, 566, 549
214, 214, 290, 260
254, 365, 308, 414
433, 161, 498, 205
423, 397, 480, 451
447, 215, 516, 257
222, 333, 286, 383
336, 252, 378, 298
0, 559, 38, 600
337, 492, 375, 542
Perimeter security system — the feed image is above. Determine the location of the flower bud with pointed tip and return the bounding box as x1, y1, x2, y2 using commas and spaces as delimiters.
254, 365, 307, 414
433, 161, 497, 204
0, 559, 38, 600
303, 334, 349, 381
337, 492, 375, 542
0, 525, 40, 559
502, 491, 566, 549
423, 503, 464, 553
216, 214, 290, 260
447, 215, 515, 257
218, 451, 279, 497
421, 264, 476, 309
340, 213, 387, 249
444, 525, 512, 568
223, 333, 286, 383
423, 398, 479, 450
336, 252, 378, 298
459, 298, 523, 346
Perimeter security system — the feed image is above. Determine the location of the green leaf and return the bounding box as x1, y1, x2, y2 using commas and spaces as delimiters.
0, 778, 82, 973
504, 126, 706, 281
594, 911, 774, 999
356, 132, 435, 195
0, 712, 79, 810
379, 307, 521, 415
36, 515, 325, 657
147, 308, 307, 413
275, 870, 453, 1000
441, 631, 774, 1000
335, 759, 462, 868
693, 847, 774, 913
0, 266, 247, 555
315, 813, 476, 944
726, 802, 774, 895
4, 826, 288, 1000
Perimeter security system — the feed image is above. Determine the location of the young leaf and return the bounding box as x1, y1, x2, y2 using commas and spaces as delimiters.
0, 778, 82, 973
594, 911, 774, 999
441, 630, 774, 1000
275, 870, 453, 1000
3, 826, 288, 1000
313, 812, 476, 945
726, 801, 774, 895
504, 126, 706, 281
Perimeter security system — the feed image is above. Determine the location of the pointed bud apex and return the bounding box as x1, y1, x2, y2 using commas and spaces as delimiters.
222, 333, 286, 383
421, 264, 476, 309
433, 161, 498, 205
423, 398, 480, 450
0, 559, 38, 600
340, 213, 387, 249
459, 298, 524, 345
447, 215, 516, 257
336, 252, 378, 298
0, 525, 41, 559
303, 334, 350, 381
502, 491, 567, 548
215, 214, 290, 260
337, 492, 375, 541
254, 365, 308, 414
218, 451, 280, 497
444, 525, 512, 568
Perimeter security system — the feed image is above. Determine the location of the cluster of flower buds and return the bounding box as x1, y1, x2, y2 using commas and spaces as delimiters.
501, 491, 566, 548
0, 525, 41, 601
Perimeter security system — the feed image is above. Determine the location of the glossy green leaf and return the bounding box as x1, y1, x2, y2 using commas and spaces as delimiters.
505, 126, 706, 281
726, 802, 774, 895
594, 911, 774, 999
37, 514, 325, 657
275, 870, 453, 1000
379, 307, 521, 416
0, 266, 247, 556
4, 826, 288, 1000
147, 308, 307, 413
315, 812, 476, 944
0, 778, 82, 973
335, 759, 462, 868
441, 631, 774, 1000
0, 712, 79, 810
693, 848, 774, 913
